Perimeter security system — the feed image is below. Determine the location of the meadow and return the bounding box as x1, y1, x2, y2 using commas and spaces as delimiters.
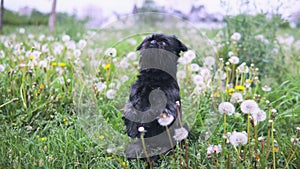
0, 13, 300, 169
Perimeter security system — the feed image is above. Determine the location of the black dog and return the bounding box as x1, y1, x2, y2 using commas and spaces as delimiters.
123, 34, 188, 159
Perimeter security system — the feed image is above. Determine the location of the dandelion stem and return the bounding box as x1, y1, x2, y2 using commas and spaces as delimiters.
284, 131, 299, 168
0, 98, 19, 108
271, 121, 276, 169
247, 114, 251, 161
141, 133, 152, 169
222, 114, 227, 155
176, 103, 189, 168
166, 126, 176, 160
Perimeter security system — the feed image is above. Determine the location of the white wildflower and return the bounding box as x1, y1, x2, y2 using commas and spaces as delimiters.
177, 70, 186, 79
231, 32, 241, 41
236, 62, 249, 73
158, 113, 174, 126
203, 56, 215, 68
95, 82, 107, 92
126, 52, 137, 60
218, 102, 235, 115
39, 60, 48, 68
119, 58, 130, 69
251, 109, 267, 125
229, 131, 248, 146
0, 64, 5, 72
291, 137, 299, 145
173, 127, 188, 141
121, 75, 129, 83
228, 51, 235, 57
230, 92, 243, 103
62, 34, 70, 42
262, 85, 272, 92
19, 28, 25, 34
106, 89, 116, 99
229, 56, 240, 64
199, 67, 211, 80
138, 126, 146, 133
192, 74, 204, 85
183, 50, 196, 61
240, 100, 259, 114
73, 49, 81, 57
105, 48, 117, 57
78, 39, 87, 49
191, 63, 200, 72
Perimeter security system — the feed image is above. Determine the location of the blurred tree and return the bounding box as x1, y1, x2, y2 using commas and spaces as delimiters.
49, 0, 56, 33
0, 0, 4, 33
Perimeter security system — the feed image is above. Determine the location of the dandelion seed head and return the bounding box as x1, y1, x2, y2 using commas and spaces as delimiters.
191, 63, 200, 72
173, 127, 188, 141
138, 126, 146, 133
19, 28, 25, 34
230, 92, 243, 103
218, 102, 235, 115
126, 52, 137, 60
240, 100, 259, 114
229, 131, 248, 146
231, 32, 241, 41
177, 70, 186, 79
229, 56, 240, 64
262, 85, 272, 92
192, 74, 204, 85
106, 89, 116, 99
158, 113, 174, 126
203, 56, 216, 68
105, 48, 117, 57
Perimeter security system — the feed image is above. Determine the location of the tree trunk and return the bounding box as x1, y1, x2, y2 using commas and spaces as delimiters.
49, 0, 57, 34
0, 0, 4, 33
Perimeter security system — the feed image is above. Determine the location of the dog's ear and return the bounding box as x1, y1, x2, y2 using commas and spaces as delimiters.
173, 35, 188, 53
136, 42, 143, 51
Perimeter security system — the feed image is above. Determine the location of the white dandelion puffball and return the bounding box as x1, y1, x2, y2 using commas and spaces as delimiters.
177, 70, 186, 79
0, 64, 6, 72
104, 48, 117, 57
191, 63, 200, 72
95, 82, 107, 92
218, 102, 235, 115
228, 51, 235, 57
230, 92, 243, 103
173, 127, 188, 141
106, 89, 116, 99
178, 56, 191, 65
62, 34, 70, 42
237, 63, 249, 73
119, 58, 130, 69
192, 74, 204, 85
251, 109, 267, 123
199, 67, 211, 80
231, 32, 241, 41
262, 85, 272, 92
240, 100, 259, 114
138, 126, 146, 133
126, 52, 137, 60
207, 145, 214, 155
158, 113, 174, 126
19, 28, 25, 34
213, 144, 222, 154
78, 39, 87, 49
229, 131, 248, 146
183, 50, 196, 61
203, 56, 216, 68
229, 56, 240, 65
73, 49, 81, 57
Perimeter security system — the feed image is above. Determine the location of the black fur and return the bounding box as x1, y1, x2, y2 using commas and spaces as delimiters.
123, 34, 188, 159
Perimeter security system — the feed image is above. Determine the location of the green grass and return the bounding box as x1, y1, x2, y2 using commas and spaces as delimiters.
0, 16, 300, 169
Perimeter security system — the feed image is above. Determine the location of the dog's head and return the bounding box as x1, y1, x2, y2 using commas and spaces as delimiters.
136, 34, 188, 56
